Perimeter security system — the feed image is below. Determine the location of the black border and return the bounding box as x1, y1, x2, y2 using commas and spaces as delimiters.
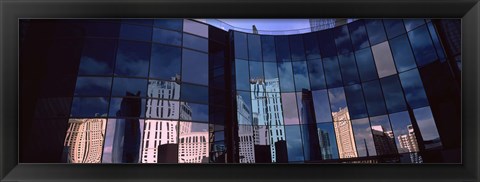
1, 0, 479, 181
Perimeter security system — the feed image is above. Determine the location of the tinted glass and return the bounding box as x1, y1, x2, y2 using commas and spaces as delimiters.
364, 19, 387, 45
152, 28, 182, 46
389, 34, 417, 72
408, 25, 438, 67
403, 19, 425, 31
74, 77, 112, 96
328, 87, 348, 113
115, 40, 151, 77
119, 24, 152, 41
348, 20, 370, 50
323, 56, 343, 88
182, 49, 209, 86
389, 111, 418, 153
261, 36, 276, 62
251, 89, 267, 125
153, 19, 183, 31
147, 80, 180, 100
277, 62, 295, 92
109, 98, 146, 118
307, 59, 326, 90
248, 34, 262, 61
413, 106, 442, 149
249, 61, 264, 80
285, 125, 305, 162
149, 44, 181, 80
183, 34, 208, 52
380, 75, 407, 113
78, 39, 116, 75
296, 92, 316, 125
338, 53, 360, 85
275, 36, 291, 62
181, 102, 209, 122
317, 29, 337, 57
300, 124, 321, 161
111, 77, 147, 97
178, 122, 209, 163
317, 123, 340, 159
292, 61, 311, 91
281, 93, 300, 125
398, 69, 429, 109
303, 33, 321, 60
235, 59, 250, 91
354, 48, 378, 82
362, 80, 387, 116
234, 32, 248, 59
371, 41, 397, 78
181, 83, 209, 104
70, 97, 109, 117
383, 19, 406, 39
344, 84, 368, 119
183, 19, 208, 38
312, 90, 332, 123
352, 118, 377, 157
333, 25, 353, 54
427, 22, 446, 62
289, 35, 306, 61
264, 62, 279, 81
237, 91, 252, 125
369, 115, 397, 155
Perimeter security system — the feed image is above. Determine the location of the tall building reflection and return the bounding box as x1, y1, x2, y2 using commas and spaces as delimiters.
63, 118, 106, 163
332, 107, 357, 158
178, 122, 209, 163
397, 125, 423, 163
318, 128, 333, 160
371, 125, 397, 155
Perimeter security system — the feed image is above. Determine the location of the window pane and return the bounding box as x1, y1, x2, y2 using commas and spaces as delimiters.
234, 31, 248, 59
427, 22, 446, 62
380, 75, 407, 113
248, 34, 262, 61
140, 119, 176, 163
181, 49, 209, 86
372, 41, 397, 78
281, 93, 299, 125
408, 25, 438, 67
292, 61, 311, 91
301, 124, 322, 161
181, 83, 208, 104
277, 62, 295, 92
362, 80, 387, 116
364, 19, 387, 45
389, 111, 419, 153
149, 44, 181, 80
178, 122, 209, 163
102, 119, 144, 163
352, 118, 377, 157
253, 126, 272, 162
71, 97, 109, 117
181, 102, 209, 122
413, 106, 442, 149
237, 125, 255, 163
275, 36, 291, 62
354, 48, 378, 82
398, 69, 429, 109
338, 53, 360, 85
183, 19, 208, 38
333, 25, 353, 54
78, 39, 116, 75
251, 89, 267, 126
183, 33, 208, 52
348, 20, 370, 50
249, 61, 264, 80
119, 24, 152, 41
269, 125, 287, 162
317, 29, 337, 57
317, 123, 340, 159
154, 19, 183, 31
303, 33, 321, 60
323, 56, 343, 88
285, 125, 305, 162
74, 77, 112, 97
111, 77, 147, 97
370, 115, 397, 155
296, 91, 316, 125
147, 80, 180, 100
109, 97, 146, 118
328, 87, 348, 114
235, 59, 250, 91
344, 84, 368, 119
264, 62, 279, 81
261, 36, 276, 62
312, 90, 332, 123
307, 59, 326, 90
383, 19, 406, 39
237, 91, 252, 125
289, 35, 306, 61
265, 92, 283, 125
403, 19, 425, 32
389, 34, 417, 72
152, 28, 182, 46
115, 40, 151, 77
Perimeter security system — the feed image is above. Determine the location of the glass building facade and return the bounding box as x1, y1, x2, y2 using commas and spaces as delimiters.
19, 19, 461, 164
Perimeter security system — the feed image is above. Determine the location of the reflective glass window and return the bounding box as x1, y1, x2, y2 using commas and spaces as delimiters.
323, 56, 343, 88
333, 25, 353, 54
303, 33, 321, 60
300, 124, 321, 161
78, 39, 116, 75
372, 41, 397, 78
285, 125, 305, 162
249, 61, 264, 80
111, 77, 147, 97
183, 19, 208, 38
281, 93, 300, 125
237, 125, 255, 163
427, 22, 446, 62
328, 87, 348, 114
398, 69, 429, 109
261, 36, 276, 62
147, 80, 180, 100
369, 115, 397, 155
183, 33, 208, 52
383, 19, 406, 39
277, 62, 295, 92
178, 122, 209, 163
408, 25, 438, 67
70, 97, 109, 117
296, 92, 316, 125
380, 75, 407, 113
344, 84, 368, 119
182, 49, 209, 86
312, 90, 332, 123
317, 29, 337, 57
152, 28, 181, 46
317, 123, 340, 160
338, 53, 360, 85
362, 80, 387, 116
181, 83, 209, 104
119, 24, 152, 41
181, 102, 209, 122
235, 59, 250, 91
289, 35, 306, 61
251, 90, 267, 125
234, 32, 248, 59
149, 44, 181, 80
348, 20, 370, 50
364, 19, 387, 45
389, 111, 418, 153
403, 19, 425, 31
102, 119, 144, 163
413, 106, 442, 149
74, 77, 112, 97
115, 40, 151, 77
307, 59, 326, 90
354, 48, 378, 82
292, 61, 311, 91
109, 98, 146, 118
248, 34, 262, 61
237, 91, 252, 125
154, 19, 183, 31
389, 34, 417, 72
352, 118, 377, 157
275, 36, 291, 62
264, 62, 279, 81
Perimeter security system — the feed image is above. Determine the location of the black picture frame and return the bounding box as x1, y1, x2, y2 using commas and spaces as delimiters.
1, 0, 478, 181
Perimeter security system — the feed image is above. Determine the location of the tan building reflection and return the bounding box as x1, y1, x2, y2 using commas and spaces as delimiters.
63, 118, 107, 163
178, 122, 209, 163
332, 107, 358, 159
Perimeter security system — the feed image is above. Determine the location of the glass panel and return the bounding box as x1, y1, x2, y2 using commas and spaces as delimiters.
237, 125, 255, 163
149, 44, 181, 80
333, 25, 353, 54
78, 39, 116, 75
181, 83, 208, 104
181, 49, 209, 86
111, 77, 147, 97
398, 69, 429, 109
383, 19, 406, 39
183, 33, 208, 52
109, 98, 146, 118
303, 33, 321, 60
237, 91, 252, 125
145, 99, 179, 119
354, 48, 378, 82
251, 88, 267, 126
413, 106, 442, 149
102, 119, 144, 163
371, 41, 397, 78
312, 90, 332, 123
119, 24, 152, 41
70, 97, 109, 117
338, 53, 360, 85
296, 91, 316, 125
235, 59, 250, 91
364, 19, 387, 45
253, 125, 272, 163
348, 20, 370, 50
317, 123, 339, 160
281, 93, 300, 125
370, 115, 397, 155
74, 77, 112, 96
261, 36, 276, 62
307, 59, 326, 90
275, 36, 291, 62
389, 111, 419, 154
180, 102, 209, 122
269, 125, 288, 163
183, 19, 208, 38
323, 56, 343, 88
285, 125, 305, 162
328, 87, 348, 114
333, 119, 357, 159
362, 80, 387, 117
154, 19, 183, 31
265, 91, 283, 126
248, 34, 262, 61
249, 61, 264, 80
351, 118, 377, 157
264, 62, 279, 82
234, 32, 248, 59
427, 22, 446, 62
404, 19, 425, 31
152, 28, 182, 46
289, 35, 306, 61
292, 61, 311, 91
115, 40, 151, 77
389, 34, 417, 72
140, 120, 178, 163
317, 29, 337, 57
408, 25, 438, 67
277, 62, 295, 92
301, 124, 321, 161
380, 75, 407, 113
344, 84, 368, 119
178, 122, 209, 163
147, 79, 180, 101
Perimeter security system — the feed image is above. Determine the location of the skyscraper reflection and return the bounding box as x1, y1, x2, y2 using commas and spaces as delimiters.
332, 107, 358, 158
371, 125, 397, 155
63, 118, 106, 163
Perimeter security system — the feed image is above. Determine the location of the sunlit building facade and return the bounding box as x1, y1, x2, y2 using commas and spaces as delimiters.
63, 118, 107, 163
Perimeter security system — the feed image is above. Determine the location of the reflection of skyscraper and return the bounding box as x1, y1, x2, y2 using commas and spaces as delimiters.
300, 89, 321, 161
238, 125, 255, 163
371, 125, 397, 155
397, 125, 419, 153
64, 118, 106, 163
318, 129, 333, 160
142, 120, 178, 163
146, 79, 182, 120
309, 19, 357, 31
332, 107, 357, 158
178, 122, 209, 163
